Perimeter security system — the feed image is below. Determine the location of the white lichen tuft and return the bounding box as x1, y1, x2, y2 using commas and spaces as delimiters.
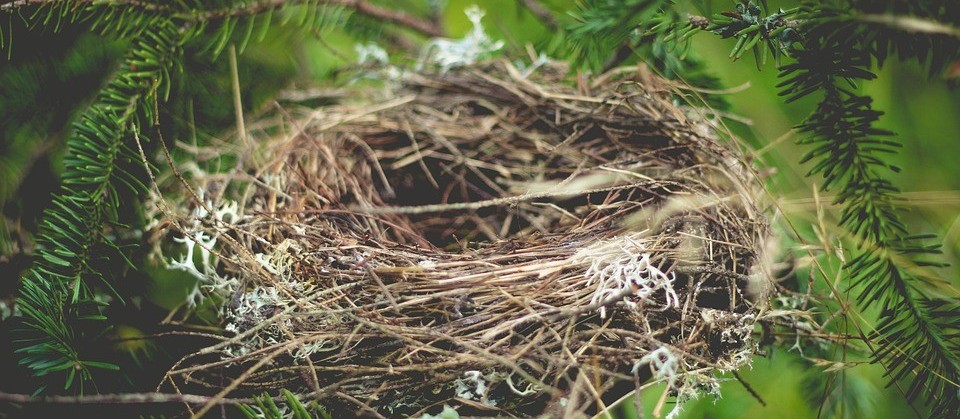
419, 6, 504, 72
574, 234, 679, 318
664, 371, 722, 419
219, 240, 325, 361
234, 286, 286, 319
164, 191, 242, 308
220, 286, 289, 359
455, 370, 491, 405
454, 370, 503, 407
634, 346, 680, 384
773, 294, 820, 355
515, 53, 551, 78
450, 370, 539, 408
355, 42, 390, 65
634, 346, 725, 419
0, 300, 18, 321
253, 239, 301, 283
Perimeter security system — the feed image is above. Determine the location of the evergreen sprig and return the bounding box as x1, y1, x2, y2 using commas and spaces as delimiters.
713, 0, 960, 415
567, 0, 666, 71
238, 390, 332, 419
704, 1, 797, 69
15, 17, 182, 393
780, 4, 960, 413
566, 1, 728, 109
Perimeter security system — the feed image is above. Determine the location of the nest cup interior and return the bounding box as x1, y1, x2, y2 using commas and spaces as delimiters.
351, 115, 678, 250
164, 62, 772, 416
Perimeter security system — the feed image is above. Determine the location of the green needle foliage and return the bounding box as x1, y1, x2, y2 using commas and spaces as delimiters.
567, 0, 667, 70
15, 16, 182, 393
780, 2, 960, 414
565, 1, 729, 108
238, 390, 332, 419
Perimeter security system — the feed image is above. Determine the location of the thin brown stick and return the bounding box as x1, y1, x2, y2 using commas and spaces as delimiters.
518, 0, 558, 30
2, 0, 444, 38
192, 0, 443, 37
731, 370, 767, 407
0, 0, 163, 12
0, 392, 255, 405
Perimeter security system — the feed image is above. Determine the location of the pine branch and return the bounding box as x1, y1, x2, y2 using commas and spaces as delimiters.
566, 0, 667, 71
778, 2, 960, 415
15, 17, 182, 393
566, 2, 729, 109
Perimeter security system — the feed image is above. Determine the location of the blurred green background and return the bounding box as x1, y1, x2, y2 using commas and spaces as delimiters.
1, 0, 957, 417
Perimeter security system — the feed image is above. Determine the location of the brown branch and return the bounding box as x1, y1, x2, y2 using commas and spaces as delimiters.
191, 0, 443, 38
1, 0, 443, 38
344, 0, 442, 37
518, 0, 557, 31
731, 370, 766, 407
0, 392, 256, 405
0, 0, 163, 13
857, 14, 960, 38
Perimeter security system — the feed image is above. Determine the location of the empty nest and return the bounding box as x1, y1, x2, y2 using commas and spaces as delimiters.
156, 60, 775, 417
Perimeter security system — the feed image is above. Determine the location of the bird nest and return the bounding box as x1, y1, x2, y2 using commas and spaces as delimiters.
154, 60, 775, 417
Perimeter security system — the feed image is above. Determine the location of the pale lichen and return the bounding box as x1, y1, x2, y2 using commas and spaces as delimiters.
634, 346, 724, 419
419, 6, 504, 72
454, 370, 494, 406
164, 191, 242, 308
355, 42, 390, 65
0, 300, 18, 321
574, 234, 680, 318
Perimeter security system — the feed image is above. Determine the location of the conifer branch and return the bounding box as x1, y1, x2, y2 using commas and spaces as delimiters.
15, 17, 182, 393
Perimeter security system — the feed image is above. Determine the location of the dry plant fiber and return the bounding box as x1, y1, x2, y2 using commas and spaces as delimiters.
155, 59, 775, 418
